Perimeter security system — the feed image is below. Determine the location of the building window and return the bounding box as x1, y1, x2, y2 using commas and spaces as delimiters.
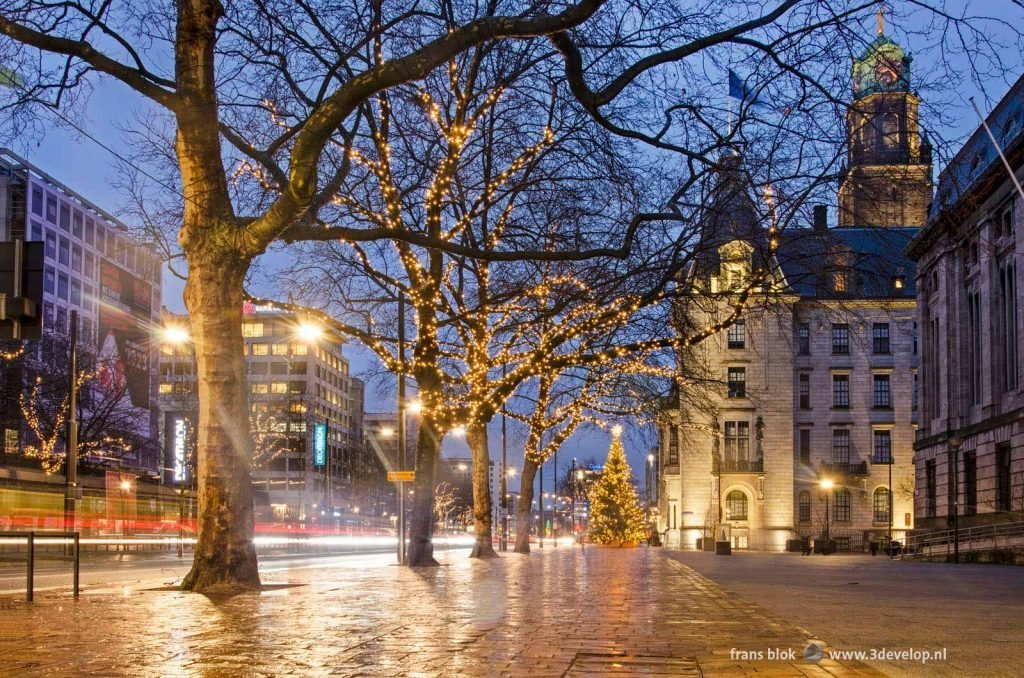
893, 276, 905, 291
873, 374, 891, 408
833, 271, 848, 293
57, 273, 69, 300
727, 320, 745, 349
872, 323, 890, 354
4, 428, 18, 455
291, 343, 309, 356
242, 322, 264, 338
726, 490, 748, 521
798, 491, 811, 522
723, 421, 750, 462
873, 430, 892, 464
44, 267, 55, 294
45, 231, 56, 260
799, 429, 811, 465
31, 187, 43, 216
998, 259, 1018, 392
998, 201, 1015, 238
251, 383, 268, 394
832, 374, 850, 408
58, 238, 69, 265
967, 291, 982, 404
251, 343, 269, 356
873, 487, 891, 524
831, 324, 850, 354
964, 452, 977, 517
926, 459, 937, 518
832, 429, 851, 464
882, 112, 899, 147
996, 443, 1012, 512
270, 382, 288, 394
797, 322, 810, 355
799, 374, 810, 409
727, 367, 746, 398
668, 426, 679, 465
271, 343, 289, 356
833, 488, 851, 522
85, 218, 95, 245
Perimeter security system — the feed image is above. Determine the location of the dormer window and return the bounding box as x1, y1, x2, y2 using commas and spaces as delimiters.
833, 272, 848, 293
719, 240, 753, 290
893, 276, 905, 291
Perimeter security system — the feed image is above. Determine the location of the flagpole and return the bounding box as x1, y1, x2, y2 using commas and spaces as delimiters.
969, 96, 1024, 202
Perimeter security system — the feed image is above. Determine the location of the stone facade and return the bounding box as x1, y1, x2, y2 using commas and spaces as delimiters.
907, 73, 1024, 531
658, 30, 925, 552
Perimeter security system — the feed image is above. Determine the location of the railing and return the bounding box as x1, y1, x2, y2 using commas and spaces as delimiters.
820, 461, 868, 475
0, 531, 80, 602
904, 520, 1024, 559
713, 459, 764, 473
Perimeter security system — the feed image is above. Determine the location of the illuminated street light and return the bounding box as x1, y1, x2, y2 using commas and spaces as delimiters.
379, 427, 395, 439
296, 321, 324, 342
506, 468, 517, 477
820, 477, 834, 549
407, 399, 423, 415
450, 426, 466, 438
120, 479, 132, 492
457, 463, 468, 472
162, 326, 190, 345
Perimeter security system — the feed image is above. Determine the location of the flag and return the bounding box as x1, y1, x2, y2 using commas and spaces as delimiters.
728, 69, 761, 106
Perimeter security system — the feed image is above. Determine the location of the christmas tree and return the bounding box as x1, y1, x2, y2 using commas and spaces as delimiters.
588, 425, 648, 545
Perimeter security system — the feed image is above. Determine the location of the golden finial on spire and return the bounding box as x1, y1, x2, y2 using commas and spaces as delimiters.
877, 3, 886, 36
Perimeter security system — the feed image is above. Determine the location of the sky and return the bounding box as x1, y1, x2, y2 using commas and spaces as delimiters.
6, 2, 1024, 493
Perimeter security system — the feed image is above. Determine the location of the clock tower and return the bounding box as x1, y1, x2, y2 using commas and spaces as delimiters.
838, 19, 932, 227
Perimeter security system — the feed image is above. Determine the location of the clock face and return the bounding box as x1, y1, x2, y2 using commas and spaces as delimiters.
875, 58, 901, 86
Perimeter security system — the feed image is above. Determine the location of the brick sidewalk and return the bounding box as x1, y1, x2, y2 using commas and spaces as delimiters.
0, 547, 883, 676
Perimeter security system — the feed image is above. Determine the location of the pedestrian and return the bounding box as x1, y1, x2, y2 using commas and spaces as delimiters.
870, 540, 878, 557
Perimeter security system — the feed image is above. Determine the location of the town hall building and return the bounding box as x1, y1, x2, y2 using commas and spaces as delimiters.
657, 29, 925, 551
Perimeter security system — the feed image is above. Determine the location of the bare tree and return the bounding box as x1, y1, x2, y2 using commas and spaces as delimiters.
3, 0, 1016, 590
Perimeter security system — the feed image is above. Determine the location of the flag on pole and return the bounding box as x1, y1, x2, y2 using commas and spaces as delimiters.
728, 69, 762, 106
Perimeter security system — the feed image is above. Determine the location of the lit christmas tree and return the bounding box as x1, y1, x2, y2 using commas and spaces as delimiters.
588, 425, 648, 546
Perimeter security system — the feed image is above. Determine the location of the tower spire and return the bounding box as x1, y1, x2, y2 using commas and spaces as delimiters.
876, 3, 886, 37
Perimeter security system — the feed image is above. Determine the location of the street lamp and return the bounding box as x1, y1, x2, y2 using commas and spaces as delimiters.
820, 478, 834, 550
296, 322, 323, 342
450, 426, 466, 438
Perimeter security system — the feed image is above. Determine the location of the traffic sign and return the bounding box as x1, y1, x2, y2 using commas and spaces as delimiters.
387, 471, 415, 482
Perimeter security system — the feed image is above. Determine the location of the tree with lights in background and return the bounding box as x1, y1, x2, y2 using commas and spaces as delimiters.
588, 426, 647, 546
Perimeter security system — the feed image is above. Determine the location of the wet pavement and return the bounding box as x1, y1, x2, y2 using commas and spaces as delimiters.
0, 546, 882, 676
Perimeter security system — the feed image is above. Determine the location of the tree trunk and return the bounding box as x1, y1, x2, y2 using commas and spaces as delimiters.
515, 457, 538, 554
407, 418, 441, 567
179, 258, 260, 593
467, 424, 497, 558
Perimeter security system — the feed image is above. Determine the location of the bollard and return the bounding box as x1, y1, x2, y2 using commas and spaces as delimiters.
73, 532, 80, 597
26, 532, 34, 602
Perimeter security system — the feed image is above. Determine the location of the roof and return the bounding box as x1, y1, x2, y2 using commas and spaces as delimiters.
776, 226, 919, 299
930, 73, 1024, 218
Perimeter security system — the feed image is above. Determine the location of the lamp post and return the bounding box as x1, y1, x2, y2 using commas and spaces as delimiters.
647, 453, 655, 529
538, 459, 544, 548
553, 449, 558, 547
64, 310, 79, 536
820, 478, 834, 551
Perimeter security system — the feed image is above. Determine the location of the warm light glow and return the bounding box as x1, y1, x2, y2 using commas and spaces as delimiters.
576, 470, 584, 480
162, 326, 190, 345
647, 453, 655, 464
457, 463, 468, 472
611, 424, 623, 438
820, 478, 835, 490
353, 507, 360, 514
296, 322, 324, 342
379, 427, 395, 439
450, 426, 466, 438
120, 480, 131, 492
506, 468, 517, 477
407, 399, 423, 415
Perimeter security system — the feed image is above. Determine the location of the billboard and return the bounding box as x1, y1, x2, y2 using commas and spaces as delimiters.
97, 260, 152, 408
313, 423, 327, 466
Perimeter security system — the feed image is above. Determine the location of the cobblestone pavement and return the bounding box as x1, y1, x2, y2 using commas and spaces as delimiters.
0, 546, 883, 677
669, 550, 1024, 678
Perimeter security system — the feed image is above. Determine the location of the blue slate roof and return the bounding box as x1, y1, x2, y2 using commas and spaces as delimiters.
776, 227, 919, 299
932, 73, 1024, 217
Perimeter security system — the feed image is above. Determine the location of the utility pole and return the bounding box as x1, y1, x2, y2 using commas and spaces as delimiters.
500, 379, 508, 552
949, 436, 962, 564
538, 459, 544, 548
64, 310, 79, 534
397, 291, 407, 565
553, 449, 558, 547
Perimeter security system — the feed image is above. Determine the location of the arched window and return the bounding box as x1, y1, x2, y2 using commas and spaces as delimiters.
726, 490, 748, 521
798, 491, 811, 522
873, 487, 891, 523
833, 488, 852, 522
882, 112, 899, 147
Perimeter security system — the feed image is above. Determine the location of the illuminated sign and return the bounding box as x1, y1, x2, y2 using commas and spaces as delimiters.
313, 423, 327, 466
172, 417, 188, 483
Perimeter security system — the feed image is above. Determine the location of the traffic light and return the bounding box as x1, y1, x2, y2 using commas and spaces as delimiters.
0, 239, 44, 340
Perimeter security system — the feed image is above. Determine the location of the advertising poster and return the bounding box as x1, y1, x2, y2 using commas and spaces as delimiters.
97, 260, 152, 409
